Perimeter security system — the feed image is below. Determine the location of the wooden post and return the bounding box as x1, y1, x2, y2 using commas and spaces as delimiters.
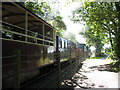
25, 12, 28, 42
53, 30, 55, 46
52, 30, 54, 45
13, 49, 20, 88
11, 33, 13, 40
56, 36, 61, 88
0, 21, 2, 89
43, 23, 45, 45
54, 31, 56, 47
70, 42, 73, 77
56, 51, 60, 88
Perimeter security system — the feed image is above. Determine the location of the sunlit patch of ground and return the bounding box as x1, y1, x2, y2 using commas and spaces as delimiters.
61, 58, 119, 89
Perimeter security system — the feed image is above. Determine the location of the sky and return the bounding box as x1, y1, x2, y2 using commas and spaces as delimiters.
58, 1, 86, 44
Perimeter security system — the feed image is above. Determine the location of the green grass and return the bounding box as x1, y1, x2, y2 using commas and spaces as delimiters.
90, 57, 103, 59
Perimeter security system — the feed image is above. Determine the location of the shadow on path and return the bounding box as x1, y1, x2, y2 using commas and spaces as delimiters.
89, 64, 111, 71
61, 58, 119, 89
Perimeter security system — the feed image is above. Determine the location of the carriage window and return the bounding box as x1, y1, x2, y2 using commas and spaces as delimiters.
64, 41, 66, 48
66, 41, 67, 48
60, 40, 62, 48
59, 39, 62, 48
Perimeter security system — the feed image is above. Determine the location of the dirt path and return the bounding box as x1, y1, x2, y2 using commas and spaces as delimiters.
62, 58, 119, 89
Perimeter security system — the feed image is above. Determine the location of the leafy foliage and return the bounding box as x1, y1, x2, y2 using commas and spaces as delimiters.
52, 16, 67, 36
71, 1, 120, 69
23, 2, 66, 36
25, 2, 52, 21
80, 25, 104, 57
64, 32, 77, 43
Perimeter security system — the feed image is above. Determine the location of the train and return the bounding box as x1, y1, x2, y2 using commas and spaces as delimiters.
1, 2, 89, 88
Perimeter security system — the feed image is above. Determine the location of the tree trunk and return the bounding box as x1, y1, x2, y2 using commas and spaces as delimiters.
108, 30, 114, 52
95, 43, 103, 57
115, 2, 120, 61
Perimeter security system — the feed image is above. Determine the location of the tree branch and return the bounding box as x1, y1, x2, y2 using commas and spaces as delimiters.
101, 23, 116, 36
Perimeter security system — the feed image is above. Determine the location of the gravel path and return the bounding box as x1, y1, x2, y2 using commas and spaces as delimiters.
62, 58, 120, 89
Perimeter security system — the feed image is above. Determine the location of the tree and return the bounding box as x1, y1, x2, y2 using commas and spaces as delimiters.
24, 2, 66, 36
114, 2, 120, 61
64, 32, 77, 43
80, 25, 104, 57
71, 2, 120, 61
25, 2, 53, 21
52, 16, 66, 36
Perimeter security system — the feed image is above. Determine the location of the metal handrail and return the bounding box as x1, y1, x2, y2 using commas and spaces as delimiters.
1, 29, 54, 44
1, 21, 54, 46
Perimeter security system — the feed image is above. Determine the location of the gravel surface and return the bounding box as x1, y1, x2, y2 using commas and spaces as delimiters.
62, 58, 120, 89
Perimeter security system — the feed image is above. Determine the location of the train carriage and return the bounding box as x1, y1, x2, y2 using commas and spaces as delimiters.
1, 2, 89, 88
1, 2, 56, 87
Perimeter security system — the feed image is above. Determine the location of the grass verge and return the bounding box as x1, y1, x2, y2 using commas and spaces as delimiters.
90, 57, 103, 59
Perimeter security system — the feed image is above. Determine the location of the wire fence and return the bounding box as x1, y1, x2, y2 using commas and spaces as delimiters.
2, 49, 86, 88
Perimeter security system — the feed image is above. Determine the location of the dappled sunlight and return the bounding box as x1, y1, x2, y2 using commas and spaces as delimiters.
36, 58, 53, 66
62, 58, 119, 88
77, 59, 119, 88
83, 59, 112, 67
